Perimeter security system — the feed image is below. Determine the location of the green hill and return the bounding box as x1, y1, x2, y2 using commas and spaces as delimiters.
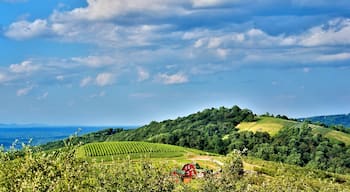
107, 106, 256, 154
300, 114, 350, 128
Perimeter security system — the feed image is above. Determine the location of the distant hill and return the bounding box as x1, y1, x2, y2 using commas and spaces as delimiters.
299, 114, 350, 128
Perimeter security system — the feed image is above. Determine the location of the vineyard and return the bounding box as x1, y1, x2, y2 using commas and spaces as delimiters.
78, 141, 193, 158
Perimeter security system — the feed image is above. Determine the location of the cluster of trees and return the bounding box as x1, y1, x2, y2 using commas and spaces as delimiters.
249, 123, 350, 173
108, 106, 256, 154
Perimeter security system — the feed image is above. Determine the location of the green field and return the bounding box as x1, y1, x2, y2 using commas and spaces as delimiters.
236, 117, 297, 136
77, 141, 214, 160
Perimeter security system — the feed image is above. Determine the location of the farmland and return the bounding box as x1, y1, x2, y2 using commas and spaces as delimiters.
77, 141, 214, 161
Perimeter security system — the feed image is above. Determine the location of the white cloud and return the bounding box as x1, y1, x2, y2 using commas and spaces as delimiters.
299, 18, 350, 47
5, 19, 49, 40
37, 92, 49, 100
80, 77, 93, 87
191, 0, 234, 7
95, 73, 115, 86
0, 73, 7, 83
56, 75, 64, 81
52, 0, 186, 21
194, 39, 204, 48
72, 56, 115, 68
16, 86, 33, 96
137, 67, 150, 81
216, 48, 228, 58
157, 72, 188, 85
207, 37, 222, 48
316, 53, 350, 62
9, 61, 40, 73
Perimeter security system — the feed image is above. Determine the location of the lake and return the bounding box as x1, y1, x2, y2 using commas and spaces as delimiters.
0, 126, 136, 150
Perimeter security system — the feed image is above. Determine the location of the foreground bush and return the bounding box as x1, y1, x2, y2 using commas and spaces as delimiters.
1, 145, 350, 192
0, 144, 175, 192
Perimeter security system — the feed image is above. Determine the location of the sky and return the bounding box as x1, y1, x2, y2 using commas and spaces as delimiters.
0, 0, 350, 125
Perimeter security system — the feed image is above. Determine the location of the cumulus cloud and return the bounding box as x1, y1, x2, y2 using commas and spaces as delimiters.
95, 73, 115, 86
5, 19, 49, 40
51, 0, 186, 21
316, 53, 350, 62
80, 77, 93, 87
9, 61, 40, 73
16, 86, 34, 96
299, 18, 350, 46
157, 72, 188, 85
137, 67, 150, 81
72, 56, 115, 68
191, 0, 235, 7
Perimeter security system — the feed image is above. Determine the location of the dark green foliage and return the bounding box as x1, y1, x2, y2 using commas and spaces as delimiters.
250, 123, 350, 174
108, 106, 256, 154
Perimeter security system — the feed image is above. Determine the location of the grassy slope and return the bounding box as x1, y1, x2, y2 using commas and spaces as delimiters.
243, 157, 350, 190
76, 141, 216, 161
237, 117, 350, 145
236, 117, 297, 136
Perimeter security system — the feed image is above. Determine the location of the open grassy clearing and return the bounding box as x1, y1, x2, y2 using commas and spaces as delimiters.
237, 117, 350, 145
311, 125, 350, 145
236, 117, 297, 136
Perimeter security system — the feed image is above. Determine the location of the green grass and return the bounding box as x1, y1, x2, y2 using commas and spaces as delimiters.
236, 117, 297, 136
237, 117, 350, 145
244, 157, 350, 187
312, 126, 350, 145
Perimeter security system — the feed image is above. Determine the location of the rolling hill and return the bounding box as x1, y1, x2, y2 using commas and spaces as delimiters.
300, 114, 350, 128
236, 117, 350, 145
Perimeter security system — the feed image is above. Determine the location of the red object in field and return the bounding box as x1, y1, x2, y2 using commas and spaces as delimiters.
182, 163, 197, 177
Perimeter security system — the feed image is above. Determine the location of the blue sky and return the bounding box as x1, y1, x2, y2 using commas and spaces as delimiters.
0, 0, 350, 125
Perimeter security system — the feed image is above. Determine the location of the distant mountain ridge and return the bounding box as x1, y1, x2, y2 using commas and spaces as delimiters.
299, 114, 350, 128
